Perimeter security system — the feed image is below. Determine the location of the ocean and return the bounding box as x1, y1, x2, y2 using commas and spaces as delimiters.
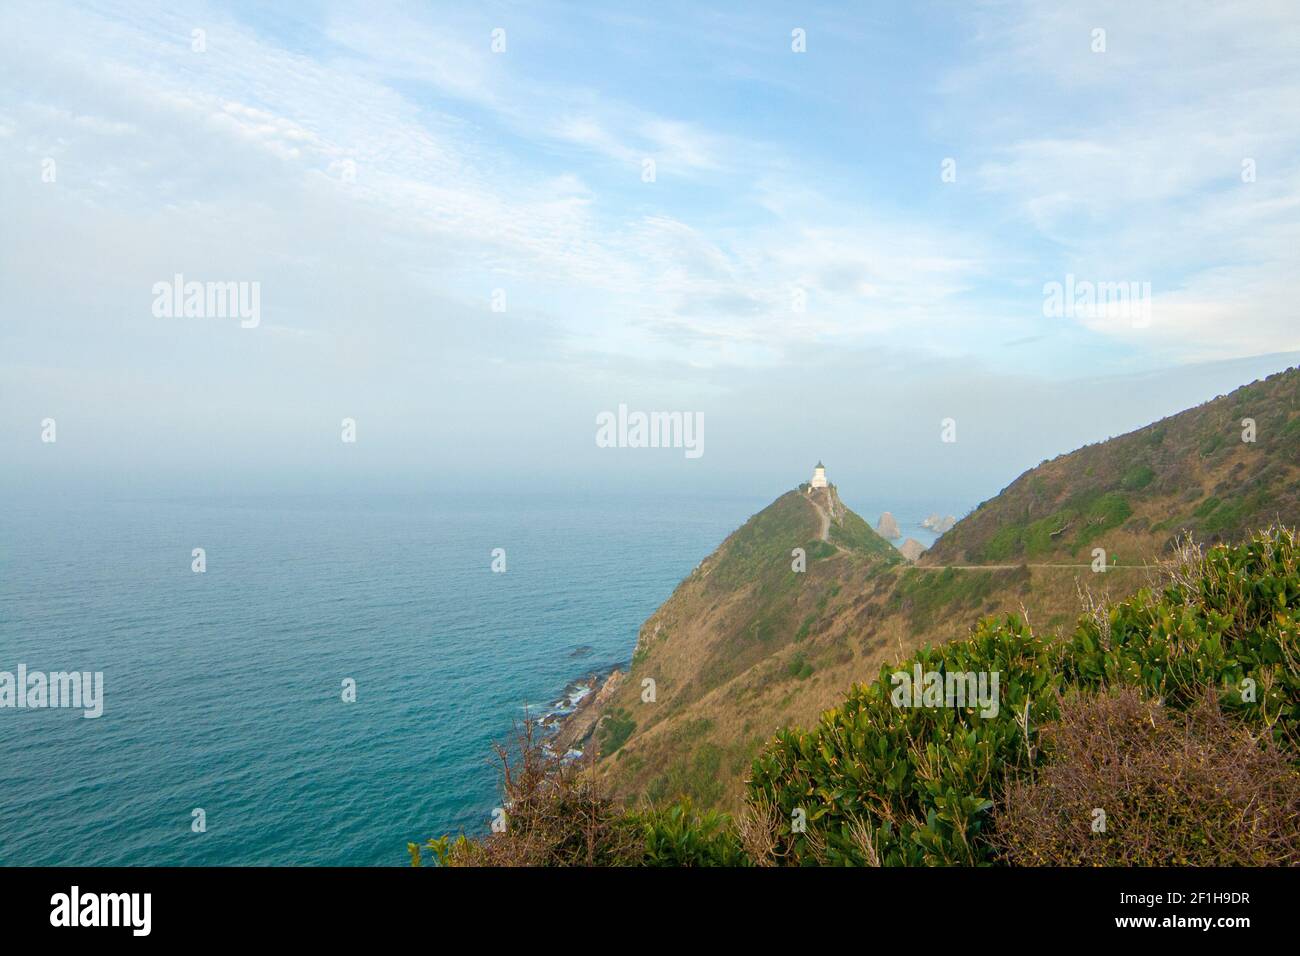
0, 491, 952, 866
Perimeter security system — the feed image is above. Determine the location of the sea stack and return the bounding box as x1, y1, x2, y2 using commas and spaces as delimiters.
899, 538, 926, 562
877, 512, 901, 540
922, 514, 957, 533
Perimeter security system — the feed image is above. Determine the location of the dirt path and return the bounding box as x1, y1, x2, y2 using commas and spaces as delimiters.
811, 499, 831, 541
804, 492, 843, 547
915, 563, 1134, 570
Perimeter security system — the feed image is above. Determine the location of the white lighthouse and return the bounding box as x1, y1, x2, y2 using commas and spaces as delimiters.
810, 461, 828, 489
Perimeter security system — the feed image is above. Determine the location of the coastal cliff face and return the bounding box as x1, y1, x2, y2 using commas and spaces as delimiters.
557, 485, 899, 806
564, 367, 1300, 813
561, 484, 1144, 811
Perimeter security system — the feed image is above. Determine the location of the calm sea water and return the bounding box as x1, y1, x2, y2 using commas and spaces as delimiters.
0, 491, 951, 866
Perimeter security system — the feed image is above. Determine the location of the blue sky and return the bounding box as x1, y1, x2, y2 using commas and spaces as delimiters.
2, 1, 1298, 503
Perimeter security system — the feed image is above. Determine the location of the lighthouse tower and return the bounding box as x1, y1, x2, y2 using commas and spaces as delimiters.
810, 461, 828, 489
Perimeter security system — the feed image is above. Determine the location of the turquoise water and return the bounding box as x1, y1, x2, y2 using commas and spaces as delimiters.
0, 490, 951, 866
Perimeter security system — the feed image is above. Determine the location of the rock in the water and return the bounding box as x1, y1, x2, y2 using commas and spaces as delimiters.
899, 538, 926, 562
876, 512, 901, 540
921, 513, 956, 533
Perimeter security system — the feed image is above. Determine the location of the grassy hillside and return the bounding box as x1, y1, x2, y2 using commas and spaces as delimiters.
925, 366, 1300, 566
419, 526, 1300, 867
556, 486, 904, 804
551, 368, 1299, 816
561, 486, 1149, 811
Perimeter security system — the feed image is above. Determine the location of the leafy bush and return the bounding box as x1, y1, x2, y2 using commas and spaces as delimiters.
748, 614, 1060, 864
640, 799, 748, 866
1063, 529, 1298, 739
746, 527, 1300, 865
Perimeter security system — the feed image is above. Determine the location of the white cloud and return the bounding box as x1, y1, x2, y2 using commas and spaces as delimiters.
950, 0, 1300, 361
2, 0, 1295, 381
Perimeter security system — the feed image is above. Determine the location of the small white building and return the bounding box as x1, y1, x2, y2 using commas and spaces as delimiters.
810, 461, 828, 489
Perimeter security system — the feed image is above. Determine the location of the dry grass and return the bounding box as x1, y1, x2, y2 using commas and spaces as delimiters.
434, 718, 642, 867
992, 687, 1300, 866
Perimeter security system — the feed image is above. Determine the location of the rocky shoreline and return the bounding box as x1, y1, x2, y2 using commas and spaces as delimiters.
538, 665, 626, 759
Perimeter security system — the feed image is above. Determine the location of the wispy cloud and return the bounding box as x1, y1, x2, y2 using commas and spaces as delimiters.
1, 0, 1296, 398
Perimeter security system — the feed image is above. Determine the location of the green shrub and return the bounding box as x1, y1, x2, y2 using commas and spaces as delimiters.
1198, 488, 1273, 537
597, 708, 636, 756
1194, 496, 1221, 519
1072, 493, 1132, 550
746, 527, 1300, 866
1064, 530, 1298, 736
640, 799, 748, 866
786, 653, 814, 680
749, 615, 1059, 865
805, 540, 836, 560
1121, 464, 1154, 490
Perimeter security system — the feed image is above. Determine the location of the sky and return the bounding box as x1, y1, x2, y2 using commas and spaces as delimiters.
2, 0, 1298, 507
